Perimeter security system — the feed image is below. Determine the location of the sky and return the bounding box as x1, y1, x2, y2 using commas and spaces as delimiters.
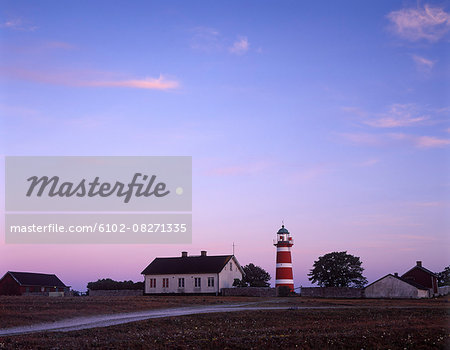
0, 0, 449, 291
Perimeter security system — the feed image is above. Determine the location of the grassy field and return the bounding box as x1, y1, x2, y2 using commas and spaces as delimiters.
0, 296, 449, 349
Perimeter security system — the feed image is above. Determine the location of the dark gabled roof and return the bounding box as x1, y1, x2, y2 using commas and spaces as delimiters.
6, 271, 67, 287
141, 255, 238, 275
364, 274, 428, 291
402, 265, 437, 278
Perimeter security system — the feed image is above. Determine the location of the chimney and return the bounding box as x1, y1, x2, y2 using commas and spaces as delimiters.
181, 251, 188, 257
394, 272, 398, 277
416, 261, 422, 267
201, 250, 207, 257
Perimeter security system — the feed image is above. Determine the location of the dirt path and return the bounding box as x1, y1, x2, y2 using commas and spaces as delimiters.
0, 304, 354, 336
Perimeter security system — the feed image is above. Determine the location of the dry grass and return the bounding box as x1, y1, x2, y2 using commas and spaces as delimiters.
0, 307, 448, 349
0, 295, 448, 349
0, 295, 261, 328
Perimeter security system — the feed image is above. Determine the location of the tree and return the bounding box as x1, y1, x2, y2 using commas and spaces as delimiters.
233, 278, 248, 287
242, 263, 271, 287
437, 266, 450, 287
308, 251, 367, 288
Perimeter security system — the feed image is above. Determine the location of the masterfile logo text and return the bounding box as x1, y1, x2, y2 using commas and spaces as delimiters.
6, 156, 191, 212
26, 173, 171, 204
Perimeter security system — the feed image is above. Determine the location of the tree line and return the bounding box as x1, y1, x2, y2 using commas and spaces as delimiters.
86, 255, 449, 291
87, 278, 144, 290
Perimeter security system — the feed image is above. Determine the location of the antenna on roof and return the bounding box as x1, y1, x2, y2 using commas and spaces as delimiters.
232, 242, 236, 256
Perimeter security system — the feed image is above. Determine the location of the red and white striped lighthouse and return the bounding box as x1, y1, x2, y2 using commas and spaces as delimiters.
274, 225, 294, 291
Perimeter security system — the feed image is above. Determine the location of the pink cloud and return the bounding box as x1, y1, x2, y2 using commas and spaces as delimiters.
395, 234, 437, 241
407, 201, 448, 207
364, 104, 429, 128
86, 76, 179, 90
339, 131, 450, 149
286, 164, 331, 184
349, 215, 422, 228
190, 27, 221, 52
3, 68, 179, 90
229, 36, 249, 55
1, 18, 38, 31
387, 133, 450, 148
341, 106, 368, 118
387, 4, 450, 42
415, 135, 450, 148
412, 55, 435, 71
340, 132, 384, 146
207, 161, 271, 176
358, 158, 380, 167
43, 41, 76, 50
388, 133, 450, 148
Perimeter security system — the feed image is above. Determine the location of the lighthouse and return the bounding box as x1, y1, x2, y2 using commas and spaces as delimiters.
274, 225, 294, 291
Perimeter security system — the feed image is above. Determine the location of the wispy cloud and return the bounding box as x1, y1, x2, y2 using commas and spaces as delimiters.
358, 158, 380, 167
339, 132, 450, 149
286, 164, 331, 184
415, 135, 450, 148
387, 133, 450, 149
341, 106, 368, 118
349, 214, 422, 227
86, 76, 179, 90
412, 54, 435, 72
207, 161, 271, 176
364, 104, 429, 128
43, 41, 76, 50
387, 4, 450, 42
64, 115, 109, 129
190, 27, 221, 52
407, 201, 449, 207
340, 103, 449, 150
1, 18, 38, 31
190, 28, 251, 55
395, 234, 436, 241
229, 36, 249, 55
340, 132, 385, 146
0, 103, 39, 119
4, 68, 179, 90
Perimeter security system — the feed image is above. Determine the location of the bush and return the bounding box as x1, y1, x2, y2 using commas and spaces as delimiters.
277, 286, 292, 297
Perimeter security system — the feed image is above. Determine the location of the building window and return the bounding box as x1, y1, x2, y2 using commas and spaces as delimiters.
208, 277, 214, 287
149, 278, 156, 288
194, 277, 201, 288
230, 262, 233, 271
163, 278, 169, 288
178, 278, 185, 288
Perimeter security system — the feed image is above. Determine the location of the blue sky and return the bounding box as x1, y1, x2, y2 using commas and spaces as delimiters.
0, 1, 449, 291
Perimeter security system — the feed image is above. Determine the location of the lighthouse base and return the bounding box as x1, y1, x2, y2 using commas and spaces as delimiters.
275, 281, 294, 291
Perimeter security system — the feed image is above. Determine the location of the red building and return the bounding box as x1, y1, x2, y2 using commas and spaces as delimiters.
0, 271, 69, 296
401, 261, 438, 296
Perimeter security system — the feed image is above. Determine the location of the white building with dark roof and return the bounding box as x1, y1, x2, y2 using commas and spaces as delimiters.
141, 251, 243, 295
364, 273, 429, 299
